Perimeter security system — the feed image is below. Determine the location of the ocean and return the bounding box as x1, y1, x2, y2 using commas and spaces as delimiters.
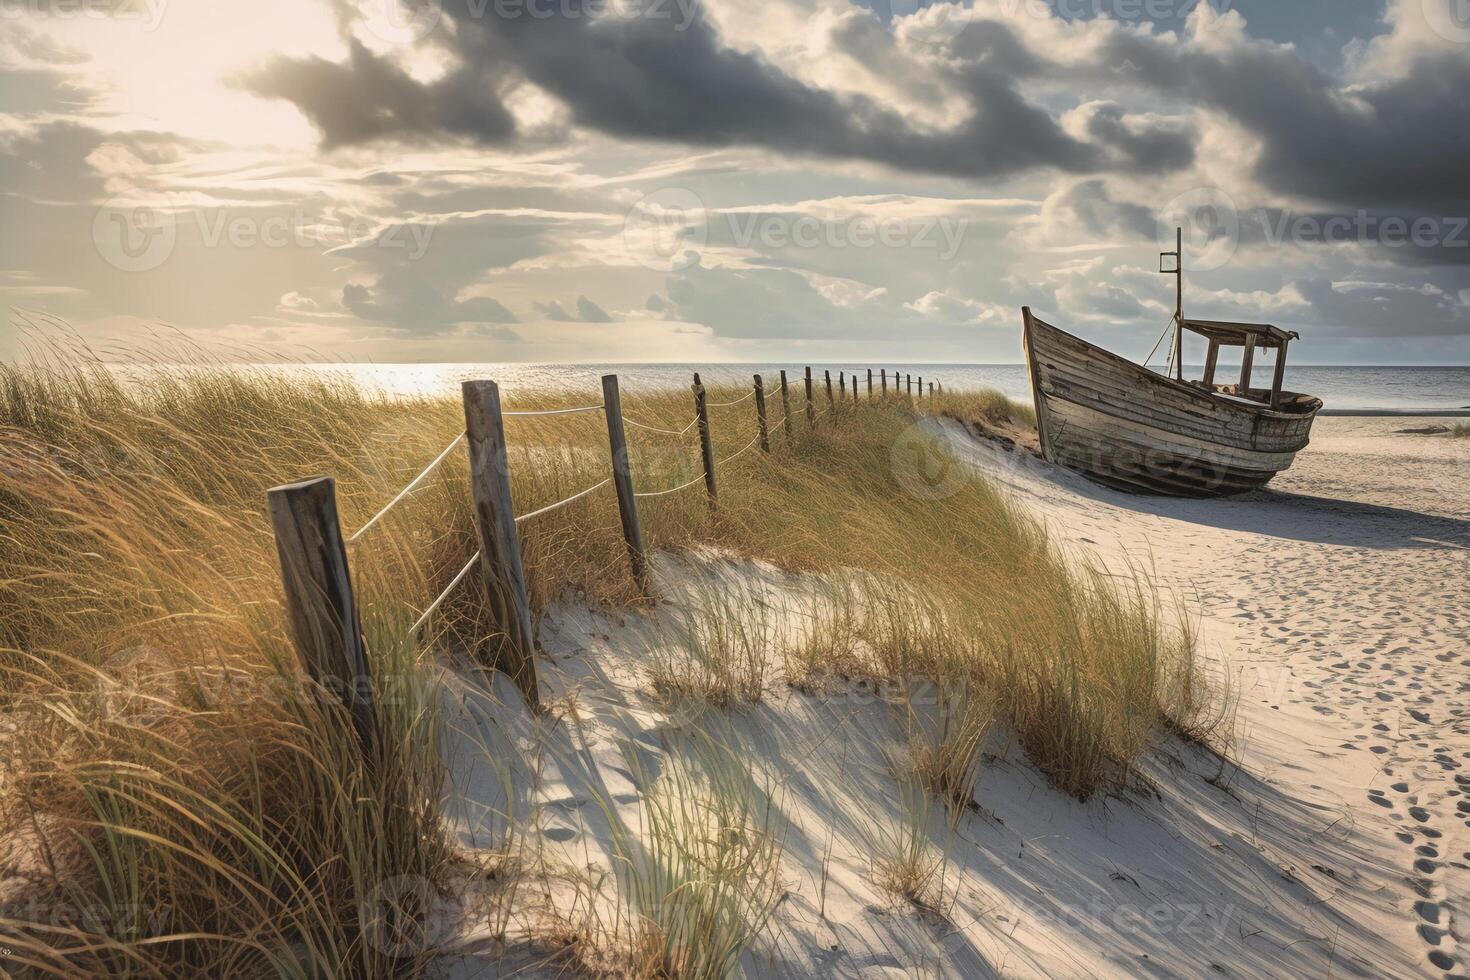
290, 363, 1470, 415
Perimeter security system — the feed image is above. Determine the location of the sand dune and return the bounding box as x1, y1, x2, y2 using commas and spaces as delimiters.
433, 417, 1467, 978
939, 416, 1469, 977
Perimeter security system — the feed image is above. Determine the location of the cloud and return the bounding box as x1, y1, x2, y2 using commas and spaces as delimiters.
576, 294, 613, 322
240, 38, 516, 148
343, 271, 519, 332
240, 5, 1189, 179
535, 300, 575, 321
534, 295, 616, 322
1099, 18, 1470, 211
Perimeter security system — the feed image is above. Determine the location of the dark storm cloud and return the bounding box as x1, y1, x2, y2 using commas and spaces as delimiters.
1054, 179, 1156, 239
240, 5, 1171, 178
1075, 102, 1195, 174
242, 38, 516, 148
1101, 33, 1470, 211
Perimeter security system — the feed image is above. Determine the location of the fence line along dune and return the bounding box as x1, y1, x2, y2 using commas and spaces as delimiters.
0, 349, 1221, 977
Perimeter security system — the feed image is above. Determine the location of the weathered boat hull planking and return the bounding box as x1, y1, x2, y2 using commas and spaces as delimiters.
1023, 311, 1321, 497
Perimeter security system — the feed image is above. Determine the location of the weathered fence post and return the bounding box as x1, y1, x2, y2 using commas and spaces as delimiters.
462, 380, 540, 709
804, 367, 816, 427
906, 373, 913, 399
780, 369, 793, 439
754, 374, 770, 453
929, 382, 935, 398
601, 374, 648, 595
918, 376, 924, 400
824, 369, 834, 408
268, 476, 377, 759
867, 368, 873, 398
693, 372, 718, 505
881, 369, 888, 396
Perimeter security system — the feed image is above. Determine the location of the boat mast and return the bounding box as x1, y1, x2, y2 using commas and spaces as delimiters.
1158, 226, 1184, 379
1172, 226, 1184, 381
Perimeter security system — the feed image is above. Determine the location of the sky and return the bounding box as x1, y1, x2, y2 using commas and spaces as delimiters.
1, 0, 1469, 365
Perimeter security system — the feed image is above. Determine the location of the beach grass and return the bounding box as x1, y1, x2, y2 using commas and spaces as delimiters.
0, 350, 1222, 975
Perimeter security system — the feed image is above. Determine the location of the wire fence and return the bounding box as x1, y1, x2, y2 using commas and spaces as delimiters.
266, 367, 944, 718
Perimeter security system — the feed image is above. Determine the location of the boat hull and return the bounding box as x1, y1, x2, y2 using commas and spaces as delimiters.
1022, 311, 1321, 497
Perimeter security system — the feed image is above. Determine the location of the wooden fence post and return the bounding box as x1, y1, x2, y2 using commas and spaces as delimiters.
850, 374, 857, 403
268, 476, 377, 759
804, 367, 815, 427
601, 374, 648, 595
929, 382, 935, 397
754, 374, 770, 453
462, 380, 540, 708
881, 369, 887, 396
824, 369, 834, 408
693, 372, 718, 505
780, 370, 793, 439
867, 368, 873, 398
918, 376, 923, 400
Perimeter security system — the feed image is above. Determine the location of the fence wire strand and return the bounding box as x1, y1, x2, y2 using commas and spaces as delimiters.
411, 550, 480, 633
514, 477, 612, 524
624, 414, 700, 437
719, 430, 764, 465
634, 471, 707, 499
504, 404, 604, 417
348, 432, 466, 544
706, 389, 756, 408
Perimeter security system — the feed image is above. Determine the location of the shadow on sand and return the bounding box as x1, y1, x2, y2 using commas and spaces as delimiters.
943, 425, 1470, 551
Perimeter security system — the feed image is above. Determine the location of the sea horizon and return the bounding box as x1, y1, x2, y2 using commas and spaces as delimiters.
108, 361, 1470, 415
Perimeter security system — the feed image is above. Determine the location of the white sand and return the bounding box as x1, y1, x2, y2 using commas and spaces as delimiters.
433, 417, 1468, 978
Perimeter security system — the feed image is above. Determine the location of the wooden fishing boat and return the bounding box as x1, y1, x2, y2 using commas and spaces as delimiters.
1021, 231, 1322, 497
